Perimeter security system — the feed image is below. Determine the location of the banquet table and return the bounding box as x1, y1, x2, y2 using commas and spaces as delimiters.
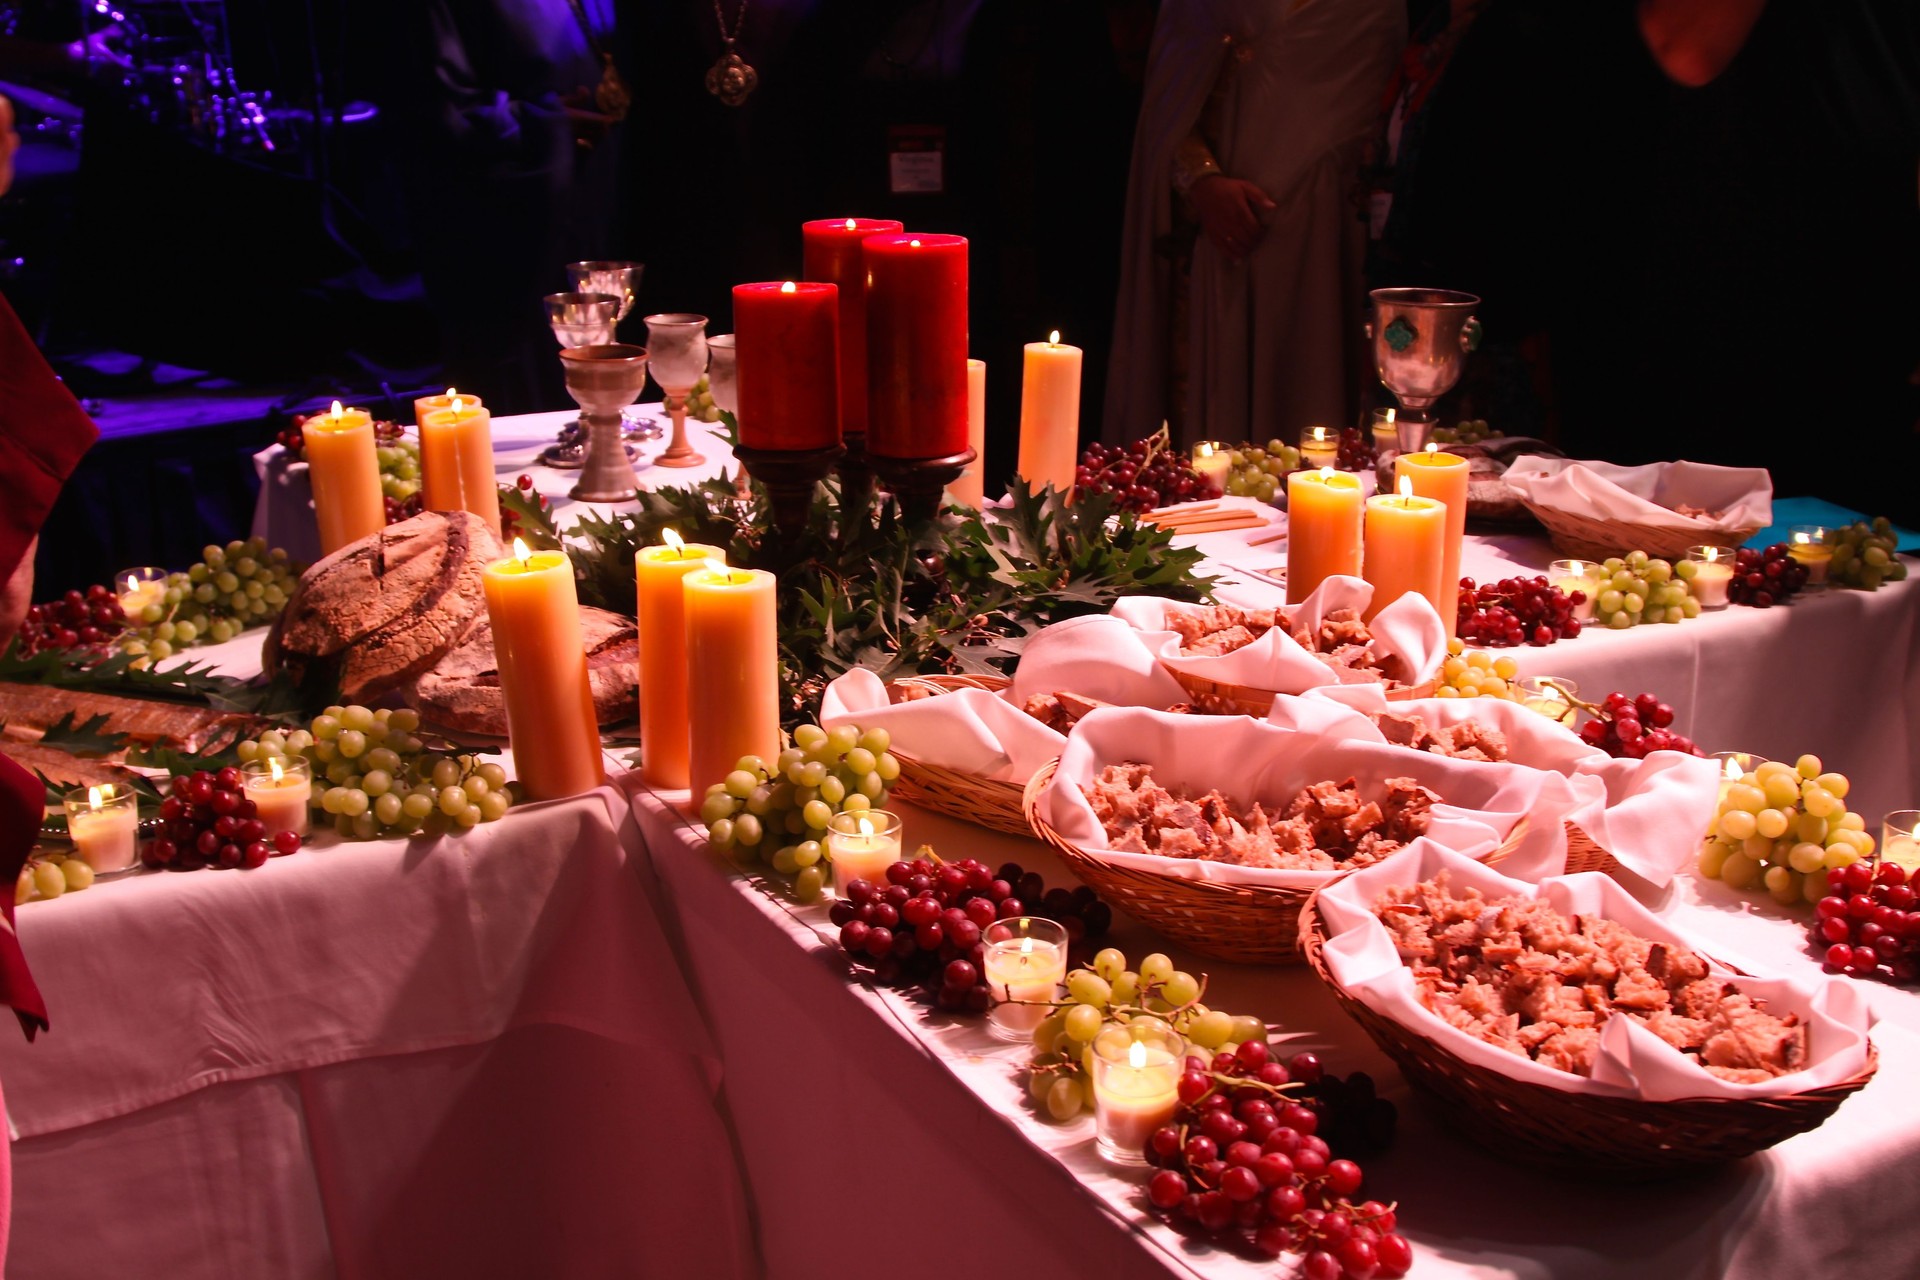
0, 408, 1911, 1277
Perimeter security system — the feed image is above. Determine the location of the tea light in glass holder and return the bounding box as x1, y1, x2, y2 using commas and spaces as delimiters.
243, 756, 312, 839
1709, 751, 1769, 804
1089, 1022, 1184, 1164
1788, 526, 1834, 586
1299, 425, 1338, 470
1369, 407, 1403, 455
1547, 559, 1604, 621
1191, 441, 1232, 491
1684, 545, 1737, 608
1883, 811, 1920, 873
1515, 677, 1578, 727
64, 784, 139, 874
825, 809, 902, 898
115, 567, 169, 620
982, 915, 1067, 1040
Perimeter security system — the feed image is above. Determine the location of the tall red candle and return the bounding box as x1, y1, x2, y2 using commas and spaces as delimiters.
801, 218, 903, 440
862, 232, 969, 460
732, 281, 840, 451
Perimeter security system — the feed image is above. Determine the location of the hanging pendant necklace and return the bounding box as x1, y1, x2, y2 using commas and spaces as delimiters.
706, 0, 758, 106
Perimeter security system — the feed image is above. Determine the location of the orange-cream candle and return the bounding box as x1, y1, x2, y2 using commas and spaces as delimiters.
419, 394, 502, 535
1363, 476, 1447, 621
1016, 331, 1081, 497
413, 388, 484, 428
636, 530, 726, 789
951, 358, 987, 507
1395, 446, 1469, 634
1285, 467, 1363, 603
482, 539, 605, 801
303, 401, 385, 555
684, 562, 781, 798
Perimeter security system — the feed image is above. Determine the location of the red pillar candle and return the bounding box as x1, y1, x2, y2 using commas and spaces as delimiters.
802, 218, 904, 439
862, 233, 969, 460
732, 281, 840, 451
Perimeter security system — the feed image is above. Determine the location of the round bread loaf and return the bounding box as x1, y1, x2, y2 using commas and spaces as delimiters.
263, 510, 505, 701
411, 606, 638, 736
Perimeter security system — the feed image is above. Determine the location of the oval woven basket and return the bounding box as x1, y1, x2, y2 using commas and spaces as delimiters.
882, 674, 1031, 837
1518, 500, 1759, 563
1167, 670, 1438, 718
1021, 758, 1525, 965
1295, 892, 1878, 1176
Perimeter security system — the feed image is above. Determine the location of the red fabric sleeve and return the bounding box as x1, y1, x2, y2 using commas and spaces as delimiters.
0, 756, 49, 1039
0, 291, 100, 584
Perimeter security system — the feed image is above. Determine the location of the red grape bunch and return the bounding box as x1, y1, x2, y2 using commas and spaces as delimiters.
143, 768, 303, 872
1816, 860, 1920, 982
1143, 1042, 1411, 1278
1075, 438, 1222, 513
1726, 544, 1810, 608
1576, 691, 1700, 759
1456, 575, 1582, 646
1335, 427, 1377, 473
13, 586, 126, 657
829, 856, 1111, 1011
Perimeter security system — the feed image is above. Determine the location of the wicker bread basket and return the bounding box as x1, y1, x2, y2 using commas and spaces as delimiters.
1021, 758, 1526, 965
1518, 499, 1759, 563
881, 674, 1031, 837
1167, 670, 1437, 718
1295, 892, 1878, 1175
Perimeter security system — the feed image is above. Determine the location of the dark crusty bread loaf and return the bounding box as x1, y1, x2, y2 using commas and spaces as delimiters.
411, 606, 638, 736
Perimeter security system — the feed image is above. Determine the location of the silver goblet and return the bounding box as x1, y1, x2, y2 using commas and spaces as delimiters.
561, 344, 651, 502
643, 313, 710, 469
1368, 287, 1481, 452
540, 292, 622, 467
705, 334, 746, 496
565, 261, 660, 442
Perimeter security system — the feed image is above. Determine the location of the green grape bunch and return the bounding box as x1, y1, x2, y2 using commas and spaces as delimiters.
118, 537, 301, 667
1828, 518, 1908, 591
375, 432, 423, 504
1223, 440, 1302, 504
699, 722, 901, 902
1026, 946, 1267, 1121
238, 705, 519, 840
684, 375, 720, 424
1428, 419, 1501, 445
1593, 550, 1701, 629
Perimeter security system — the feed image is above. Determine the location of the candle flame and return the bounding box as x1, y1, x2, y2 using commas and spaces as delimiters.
1398, 475, 1414, 499
857, 815, 874, 837
1385, 408, 1395, 422
1312, 426, 1328, 443
662, 528, 685, 552
87, 785, 104, 811
513, 537, 532, 566
1319, 466, 1334, 480
1723, 757, 1742, 782
446, 387, 456, 398
270, 757, 285, 783
1019, 936, 1033, 956
1196, 443, 1212, 460
844, 218, 857, 230
1129, 1040, 1147, 1069
329, 400, 344, 419
909, 238, 922, 248
1049, 329, 1061, 345
450, 395, 464, 415
125, 574, 138, 593
1424, 443, 1437, 457
781, 281, 797, 294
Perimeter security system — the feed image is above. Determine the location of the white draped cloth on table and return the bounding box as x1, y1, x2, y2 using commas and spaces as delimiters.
1105, 0, 1405, 446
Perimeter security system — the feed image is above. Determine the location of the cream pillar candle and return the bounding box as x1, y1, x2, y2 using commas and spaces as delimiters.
482, 539, 606, 801
950, 358, 988, 507
635, 531, 726, 789
303, 401, 386, 555
1284, 467, 1363, 604
64, 784, 138, 873
826, 809, 904, 896
418, 394, 502, 536
1395, 446, 1470, 635
683, 563, 781, 799
243, 756, 312, 839
1362, 478, 1447, 621
1016, 331, 1082, 497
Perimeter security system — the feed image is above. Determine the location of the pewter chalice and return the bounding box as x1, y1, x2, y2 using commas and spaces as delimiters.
1369, 287, 1481, 452
561, 344, 651, 502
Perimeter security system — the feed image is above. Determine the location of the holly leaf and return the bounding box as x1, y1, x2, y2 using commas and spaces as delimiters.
33, 712, 129, 757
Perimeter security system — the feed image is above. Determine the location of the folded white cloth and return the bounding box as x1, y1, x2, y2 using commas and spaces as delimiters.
1038, 707, 1569, 889
1271, 689, 1719, 886
1109, 577, 1448, 694
1314, 843, 1874, 1100
1502, 455, 1771, 535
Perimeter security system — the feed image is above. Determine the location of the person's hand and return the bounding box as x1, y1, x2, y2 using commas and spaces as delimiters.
0, 538, 35, 656
560, 87, 617, 150
1189, 174, 1275, 261
0, 94, 18, 199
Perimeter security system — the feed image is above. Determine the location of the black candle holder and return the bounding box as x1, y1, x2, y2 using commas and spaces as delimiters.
866, 447, 977, 525
837, 431, 875, 527
734, 443, 847, 537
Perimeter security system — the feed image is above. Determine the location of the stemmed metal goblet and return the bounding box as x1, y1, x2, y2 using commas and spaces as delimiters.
1367, 287, 1481, 452
539, 291, 622, 468
561, 344, 652, 503
565, 261, 659, 442
643, 313, 710, 468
